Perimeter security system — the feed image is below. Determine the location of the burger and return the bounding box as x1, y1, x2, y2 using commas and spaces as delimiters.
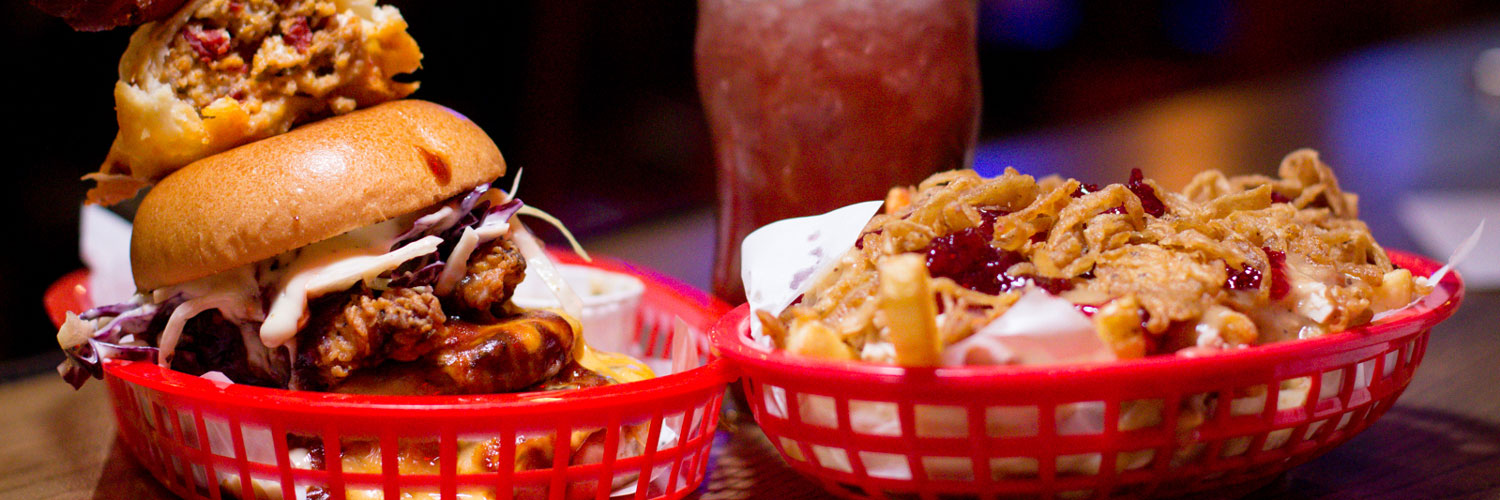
60, 98, 652, 393
57, 100, 657, 498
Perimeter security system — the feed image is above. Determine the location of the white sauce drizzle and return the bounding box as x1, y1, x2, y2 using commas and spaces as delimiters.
259, 235, 442, 348
435, 227, 479, 295
411, 206, 456, 234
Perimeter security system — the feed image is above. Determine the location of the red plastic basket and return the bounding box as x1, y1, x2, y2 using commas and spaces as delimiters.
709, 250, 1464, 500
46, 251, 733, 500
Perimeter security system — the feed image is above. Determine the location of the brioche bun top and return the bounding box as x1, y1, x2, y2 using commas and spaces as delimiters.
131, 100, 506, 291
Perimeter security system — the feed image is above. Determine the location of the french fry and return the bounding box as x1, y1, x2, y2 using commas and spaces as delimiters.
878, 254, 942, 366
755, 309, 791, 349
885, 187, 912, 215
1093, 295, 1147, 359
785, 316, 856, 361
1373, 268, 1416, 311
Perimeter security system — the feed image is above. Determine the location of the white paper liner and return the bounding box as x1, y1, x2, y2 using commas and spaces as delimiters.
1373, 220, 1484, 322
1415, 219, 1483, 289
80, 205, 136, 306
943, 288, 1113, 366
740, 200, 884, 337
1401, 190, 1498, 288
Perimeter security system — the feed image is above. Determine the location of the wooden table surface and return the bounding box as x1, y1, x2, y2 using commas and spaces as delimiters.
6, 20, 1500, 500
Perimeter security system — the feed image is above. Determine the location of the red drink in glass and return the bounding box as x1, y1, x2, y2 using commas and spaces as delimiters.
696, 0, 981, 302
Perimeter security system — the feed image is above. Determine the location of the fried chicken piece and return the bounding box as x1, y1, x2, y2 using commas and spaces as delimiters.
295, 286, 444, 390
453, 237, 528, 321
429, 311, 575, 394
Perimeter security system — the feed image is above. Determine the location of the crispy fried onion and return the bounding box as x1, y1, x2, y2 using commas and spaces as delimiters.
765, 149, 1425, 365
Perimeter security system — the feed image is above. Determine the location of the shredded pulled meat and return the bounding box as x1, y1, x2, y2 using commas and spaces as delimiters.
454, 237, 528, 321
160, 0, 395, 111
286, 212, 572, 394
770, 149, 1428, 363
295, 285, 444, 390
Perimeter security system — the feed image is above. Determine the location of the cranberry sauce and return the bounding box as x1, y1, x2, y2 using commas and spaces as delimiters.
923, 208, 1074, 295
1224, 263, 1263, 291
1071, 183, 1101, 198
1032, 277, 1076, 294
925, 209, 1020, 294
1264, 247, 1290, 300
1126, 168, 1166, 217
1073, 169, 1165, 217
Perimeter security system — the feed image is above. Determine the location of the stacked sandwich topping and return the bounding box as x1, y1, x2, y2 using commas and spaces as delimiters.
51, 0, 654, 397
758, 150, 1430, 365
90, 0, 421, 205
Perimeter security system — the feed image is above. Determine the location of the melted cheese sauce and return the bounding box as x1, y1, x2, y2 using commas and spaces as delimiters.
544, 306, 656, 383
578, 345, 656, 383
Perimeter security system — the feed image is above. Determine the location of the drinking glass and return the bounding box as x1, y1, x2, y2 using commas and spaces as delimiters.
696, 0, 982, 302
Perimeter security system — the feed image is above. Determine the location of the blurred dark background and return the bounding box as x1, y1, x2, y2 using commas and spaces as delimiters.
4, 0, 1499, 374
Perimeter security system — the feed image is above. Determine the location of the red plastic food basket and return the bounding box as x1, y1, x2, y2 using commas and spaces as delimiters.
46, 251, 733, 500
709, 250, 1463, 500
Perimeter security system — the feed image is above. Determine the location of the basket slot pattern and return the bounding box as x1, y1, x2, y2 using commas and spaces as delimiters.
99, 256, 731, 500
711, 251, 1461, 499
739, 341, 1429, 500
110, 361, 726, 500
322, 425, 345, 500
725, 294, 1450, 500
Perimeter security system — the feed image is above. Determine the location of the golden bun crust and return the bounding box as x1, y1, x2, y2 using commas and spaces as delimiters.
131, 100, 505, 291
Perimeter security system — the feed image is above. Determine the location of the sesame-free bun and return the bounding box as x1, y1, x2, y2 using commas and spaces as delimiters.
131, 100, 505, 291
